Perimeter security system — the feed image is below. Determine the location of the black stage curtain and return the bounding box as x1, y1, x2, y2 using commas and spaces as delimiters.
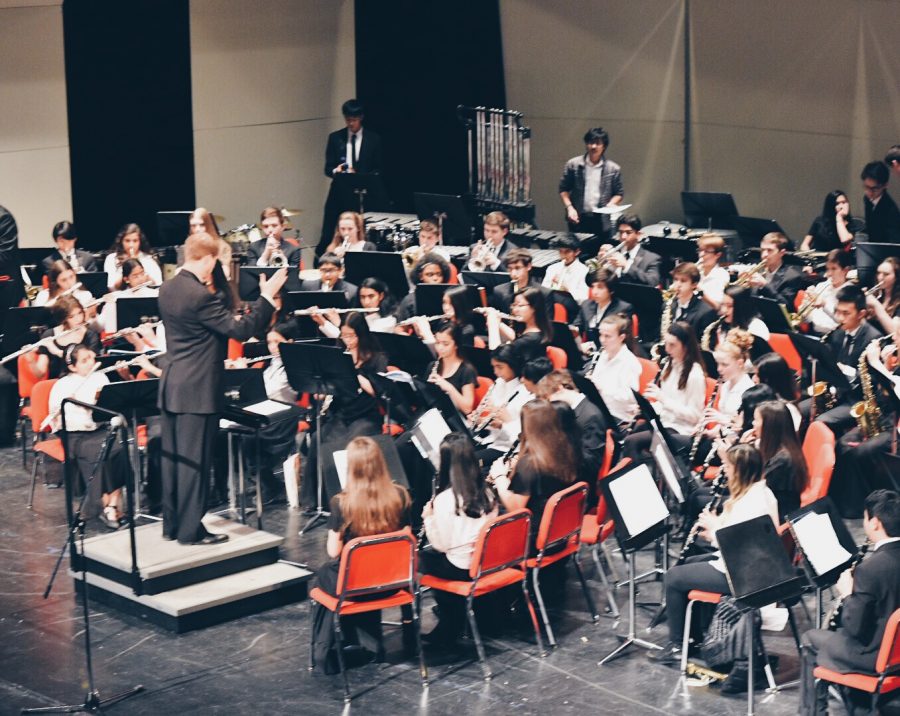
63, 0, 195, 251
354, 0, 506, 213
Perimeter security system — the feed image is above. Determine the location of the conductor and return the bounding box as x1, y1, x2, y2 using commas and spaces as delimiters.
158, 233, 287, 545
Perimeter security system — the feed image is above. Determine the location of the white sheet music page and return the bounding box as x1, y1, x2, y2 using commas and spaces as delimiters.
793, 512, 852, 575
245, 399, 289, 416
608, 464, 668, 537
334, 450, 349, 488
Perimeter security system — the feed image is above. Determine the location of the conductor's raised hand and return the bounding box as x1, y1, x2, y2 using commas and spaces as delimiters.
260, 267, 288, 300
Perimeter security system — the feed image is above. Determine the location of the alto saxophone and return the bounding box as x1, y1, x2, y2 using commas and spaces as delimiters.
850, 338, 885, 440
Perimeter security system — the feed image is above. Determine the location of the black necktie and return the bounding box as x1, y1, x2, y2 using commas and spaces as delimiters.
351, 133, 358, 165
842, 333, 853, 359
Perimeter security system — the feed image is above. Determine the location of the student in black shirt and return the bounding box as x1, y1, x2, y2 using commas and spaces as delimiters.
427, 322, 478, 415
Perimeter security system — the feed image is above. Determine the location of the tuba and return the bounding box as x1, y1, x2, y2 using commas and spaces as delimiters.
850, 338, 885, 440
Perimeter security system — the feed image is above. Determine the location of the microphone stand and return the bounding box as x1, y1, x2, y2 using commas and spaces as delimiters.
23, 398, 144, 714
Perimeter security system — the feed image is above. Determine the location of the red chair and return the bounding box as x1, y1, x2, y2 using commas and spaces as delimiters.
419, 509, 545, 680
227, 338, 243, 361
525, 482, 598, 646
474, 376, 494, 408
17, 353, 42, 467
546, 346, 567, 369
637, 357, 659, 394
447, 262, 459, 285
308, 528, 426, 702
768, 333, 802, 375
27, 379, 64, 509
814, 608, 900, 710
552, 303, 567, 323
801, 422, 835, 506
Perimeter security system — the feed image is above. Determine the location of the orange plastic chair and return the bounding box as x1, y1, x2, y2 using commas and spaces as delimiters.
814, 608, 900, 709
552, 303, 567, 323
473, 335, 487, 349
419, 509, 545, 680
632, 314, 640, 340
308, 528, 426, 702
474, 376, 494, 407
637, 357, 660, 393
17, 354, 42, 467
447, 262, 459, 285
800, 422, 835, 506
27, 379, 64, 508
525, 482, 598, 646
227, 338, 244, 361
768, 333, 802, 375
546, 346, 567, 369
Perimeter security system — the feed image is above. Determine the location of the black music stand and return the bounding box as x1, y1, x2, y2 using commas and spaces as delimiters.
616, 283, 663, 344
331, 173, 390, 215
116, 298, 159, 330
239, 266, 301, 301
751, 296, 793, 334
732, 216, 790, 252
413, 192, 473, 245
322, 434, 409, 502
407, 407, 453, 473
279, 343, 358, 533
460, 270, 512, 299
789, 332, 851, 421
156, 210, 191, 247
344, 251, 409, 300
414, 283, 478, 316
96, 378, 160, 519
681, 191, 739, 231
786, 497, 858, 629
1, 306, 52, 359
643, 236, 699, 263
374, 332, 436, 378
569, 371, 619, 434
717, 515, 807, 714
868, 355, 900, 458
76, 272, 110, 299
855, 242, 900, 287
599, 461, 669, 664
460, 345, 493, 379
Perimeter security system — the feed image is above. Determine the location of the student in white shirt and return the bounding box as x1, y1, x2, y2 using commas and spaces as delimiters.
804, 249, 852, 335
541, 233, 588, 304
588, 313, 642, 423
48, 344, 130, 530
98, 258, 159, 337
420, 434, 499, 646
706, 285, 770, 351
472, 344, 531, 467
312, 277, 397, 338
33, 259, 95, 312
102, 223, 163, 290
696, 233, 731, 311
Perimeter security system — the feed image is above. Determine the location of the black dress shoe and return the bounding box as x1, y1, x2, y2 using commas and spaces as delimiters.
98, 512, 122, 531
181, 532, 229, 546
161, 533, 176, 541
646, 641, 682, 666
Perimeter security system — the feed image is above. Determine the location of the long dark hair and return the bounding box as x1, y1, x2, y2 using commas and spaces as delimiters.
517, 287, 553, 342
343, 310, 380, 365
437, 433, 496, 518
358, 277, 396, 316
444, 285, 474, 326
111, 222, 152, 258
738, 384, 776, 433
817, 190, 852, 247
724, 285, 756, 330
519, 399, 576, 482
756, 400, 808, 495
47, 259, 74, 298
753, 353, 798, 401
880, 257, 900, 316
662, 320, 705, 390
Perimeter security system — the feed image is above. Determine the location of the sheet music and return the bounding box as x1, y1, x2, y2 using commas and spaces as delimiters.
792, 512, 852, 575
244, 399, 289, 416
651, 431, 684, 503
379, 369, 415, 385
608, 464, 668, 537
334, 450, 349, 488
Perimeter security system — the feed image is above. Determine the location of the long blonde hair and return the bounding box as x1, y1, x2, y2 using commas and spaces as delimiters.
338, 437, 409, 536
327, 211, 365, 252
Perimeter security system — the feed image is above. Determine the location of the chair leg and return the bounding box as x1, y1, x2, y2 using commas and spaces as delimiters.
786, 605, 803, 654
591, 545, 620, 618
601, 540, 621, 582
573, 553, 600, 623
20, 415, 28, 468
466, 596, 491, 681
333, 612, 350, 702
531, 567, 556, 648
308, 599, 316, 671
27, 453, 41, 509
680, 600, 695, 674
410, 598, 428, 687
521, 579, 546, 657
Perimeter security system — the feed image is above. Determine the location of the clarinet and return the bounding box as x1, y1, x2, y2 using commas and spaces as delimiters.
827, 542, 870, 630
676, 467, 728, 565
687, 379, 721, 465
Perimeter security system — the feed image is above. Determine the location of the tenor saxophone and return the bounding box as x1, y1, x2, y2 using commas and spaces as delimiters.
850, 338, 885, 440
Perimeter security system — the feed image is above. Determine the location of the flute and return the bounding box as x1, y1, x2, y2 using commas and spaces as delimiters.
0, 325, 84, 365
292, 307, 378, 316
101, 320, 162, 345
44, 282, 83, 306
97, 350, 167, 375
473, 306, 525, 323
396, 314, 448, 327
84, 282, 161, 309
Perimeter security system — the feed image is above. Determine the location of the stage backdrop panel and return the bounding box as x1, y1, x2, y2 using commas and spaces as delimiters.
0, 1, 72, 249
190, 0, 356, 253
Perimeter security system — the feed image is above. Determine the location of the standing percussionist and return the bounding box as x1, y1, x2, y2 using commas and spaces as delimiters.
158, 233, 287, 545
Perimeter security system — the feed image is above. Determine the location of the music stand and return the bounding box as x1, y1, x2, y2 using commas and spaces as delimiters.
631, 389, 687, 461
642, 236, 699, 263
598, 461, 669, 663
344, 251, 409, 301
279, 343, 359, 533
569, 372, 619, 434
786, 497, 858, 629
322, 434, 409, 502
789, 332, 851, 420
76, 272, 110, 299
116, 298, 159, 329
414, 283, 478, 316
616, 283, 663, 344
413, 192, 473, 245
331, 173, 390, 215
96, 379, 160, 519
717, 515, 807, 714
751, 296, 793, 334
460, 270, 512, 299
460, 345, 494, 379
855, 242, 900, 287
0, 306, 52, 361
239, 266, 301, 301
732, 217, 790, 252
156, 210, 191, 247
374, 332, 436, 378
681, 191, 739, 231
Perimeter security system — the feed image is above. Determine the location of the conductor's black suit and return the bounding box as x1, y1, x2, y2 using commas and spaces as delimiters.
158, 270, 274, 543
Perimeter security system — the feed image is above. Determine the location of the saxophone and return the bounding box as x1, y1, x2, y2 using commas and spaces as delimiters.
850, 338, 885, 440
650, 287, 676, 362
701, 316, 724, 352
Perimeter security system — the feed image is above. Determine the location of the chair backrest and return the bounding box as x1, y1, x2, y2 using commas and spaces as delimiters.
801, 422, 835, 506
535, 481, 588, 553
29, 379, 58, 433
469, 508, 531, 579
597, 429, 615, 482
473, 335, 487, 349
17, 354, 40, 400
704, 377, 717, 406
768, 333, 802, 375
552, 303, 567, 323
794, 289, 806, 312
474, 376, 494, 407
335, 528, 416, 600
632, 314, 639, 340
546, 345, 567, 369
227, 338, 243, 361
448, 262, 459, 285
637, 357, 659, 393
875, 608, 900, 674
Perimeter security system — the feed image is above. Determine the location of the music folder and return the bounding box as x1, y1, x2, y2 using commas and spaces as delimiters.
601, 461, 669, 553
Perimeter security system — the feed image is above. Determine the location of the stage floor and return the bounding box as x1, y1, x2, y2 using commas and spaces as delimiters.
0, 444, 865, 715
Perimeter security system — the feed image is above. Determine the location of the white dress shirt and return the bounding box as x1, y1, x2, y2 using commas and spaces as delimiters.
264, 357, 298, 404
49, 371, 109, 433
34, 288, 94, 310
808, 279, 850, 334
590, 346, 642, 422
698, 265, 730, 306
717, 373, 755, 419
476, 377, 532, 452
103, 252, 162, 290
656, 360, 706, 434
710, 481, 779, 572
424, 488, 498, 570
542, 260, 589, 303
98, 285, 159, 333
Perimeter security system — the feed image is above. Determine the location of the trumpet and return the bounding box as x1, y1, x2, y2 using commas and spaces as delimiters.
292, 307, 378, 317
864, 280, 885, 300
468, 241, 495, 271
585, 238, 631, 273
401, 245, 424, 270
473, 306, 524, 323
790, 281, 830, 328
732, 259, 767, 287
269, 248, 287, 268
